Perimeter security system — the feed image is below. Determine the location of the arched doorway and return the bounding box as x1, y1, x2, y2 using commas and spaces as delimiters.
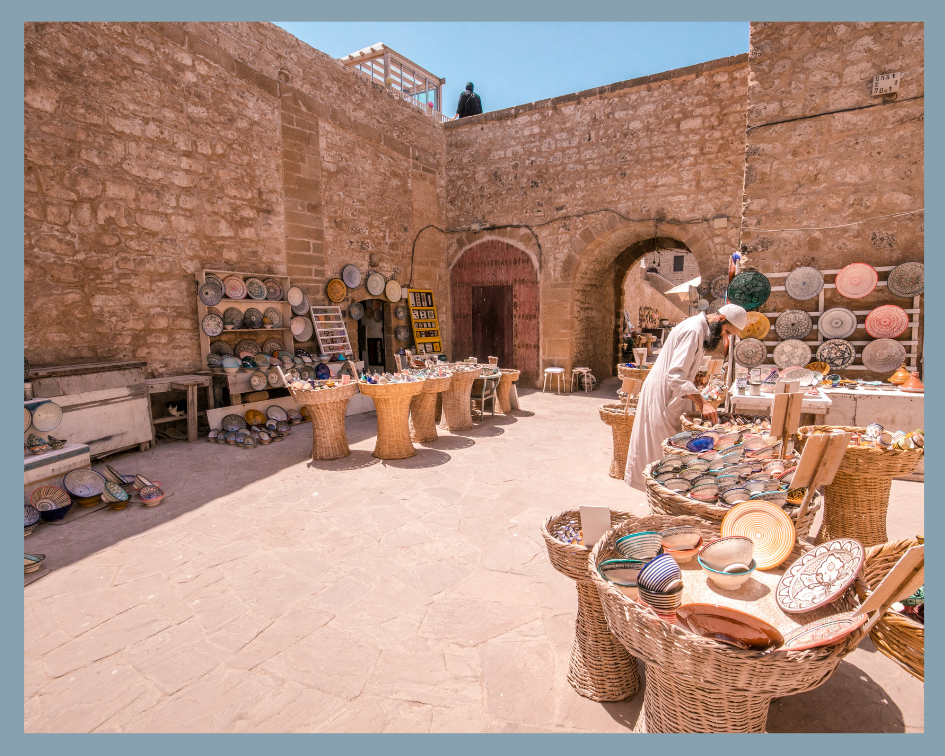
450, 239, 540, 385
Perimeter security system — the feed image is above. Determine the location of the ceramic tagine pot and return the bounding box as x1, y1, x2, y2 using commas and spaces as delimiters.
900, 371, 924, 393
889, 364, 911, 385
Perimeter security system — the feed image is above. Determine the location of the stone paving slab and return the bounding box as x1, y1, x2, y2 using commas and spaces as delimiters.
23, 378, 923, 733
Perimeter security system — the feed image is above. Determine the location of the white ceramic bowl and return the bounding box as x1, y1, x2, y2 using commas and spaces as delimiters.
698, 557, 757, 590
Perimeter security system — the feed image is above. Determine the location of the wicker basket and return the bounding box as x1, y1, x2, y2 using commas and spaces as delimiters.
644, 462, 822, 545
358, 380, 425, 459
287, 382, 358, 460
439, 368, 479, 432
408, 374, 452, 443
541, 509, 641, 702
796, 426, 924, 546
617, 365, 651, 382
598, 401, 637, 479
495, 369, 520, 414
855, 538, 924, 681
590, 515, 864, 733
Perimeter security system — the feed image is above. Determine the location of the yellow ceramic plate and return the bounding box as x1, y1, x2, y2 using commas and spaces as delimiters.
326, 278, 347, 303
805, 361, 830, 376
738, 312, 770, 340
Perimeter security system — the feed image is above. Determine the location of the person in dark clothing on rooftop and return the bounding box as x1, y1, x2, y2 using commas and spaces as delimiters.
452, 82, 482, 120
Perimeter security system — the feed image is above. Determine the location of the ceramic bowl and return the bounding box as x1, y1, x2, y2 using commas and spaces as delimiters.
24, 504, 41, 534
615, 531, 663, 561
139, 485, 165, 506
750, 490, 788, 506
686, 435, 715, 453
697, 450, 719, 461
637, 553, 683, 593
660, 526, 703, 551
764, 460, 786, 475
663, 477, 692, 493
598, 558, 646, 588
745, 480, 767, 494
721, 487, 751, 506
698, 557, 757, 590
663, 541, 703, 564
638, 583, 684, 612
699, 536, 754, 572
25, 553, 46, 574
763, 479, 784, 492
742, 435, 764, 451
33, 497, 73, 522
678, 468, 703, 481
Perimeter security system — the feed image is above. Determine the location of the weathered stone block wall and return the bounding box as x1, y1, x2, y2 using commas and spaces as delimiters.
24, 22, 447, 376
743, 22, 924, 377
622, 266, 689, 328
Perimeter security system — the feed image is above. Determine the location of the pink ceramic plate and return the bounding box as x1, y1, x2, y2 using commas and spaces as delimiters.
780, 611, 867, 651
776, 538, 864, 613
864, 305, 909, 339
835, 263, 878, 299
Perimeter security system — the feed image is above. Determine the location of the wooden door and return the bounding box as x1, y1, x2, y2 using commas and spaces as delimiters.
472, 285, 513, 367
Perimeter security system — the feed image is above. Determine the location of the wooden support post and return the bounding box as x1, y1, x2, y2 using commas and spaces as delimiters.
186, 383, 198, 442
791, 431, 852, 531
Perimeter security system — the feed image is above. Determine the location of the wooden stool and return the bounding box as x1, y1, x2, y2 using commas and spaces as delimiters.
145, 375, 214, 443
543, 367, 565, 394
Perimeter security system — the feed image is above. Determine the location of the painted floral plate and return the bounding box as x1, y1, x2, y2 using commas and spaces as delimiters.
773, 340, 812, 370
734, 338, 767, 368
199, 281, 224, 306
62, 469, 106, 498
245, 277, 267, 300
775, 309, 813, 340
779, 611, 867, 651
776, 538, 864, 613
243, 308, 264, 329
202, 312, 224, 337
816, 339, 856, 369
264, 278, 284, 301
342, 264, 362, 288
264, 307, 282, 328
784, 266, 824, 301
210, 340, 234, 355
224, 276, 247, 300
864, 305, 909, 339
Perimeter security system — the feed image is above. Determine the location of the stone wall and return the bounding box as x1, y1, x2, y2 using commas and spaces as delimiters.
24, 22, 447, 376
622, 265, 689, 328
742, 22, 924, 378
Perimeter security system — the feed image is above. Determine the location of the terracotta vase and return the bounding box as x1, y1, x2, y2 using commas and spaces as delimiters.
900, 371, 924, 392
889, 364, 911, 385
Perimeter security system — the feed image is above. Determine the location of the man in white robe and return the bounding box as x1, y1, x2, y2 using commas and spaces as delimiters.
624, 304, 747, 490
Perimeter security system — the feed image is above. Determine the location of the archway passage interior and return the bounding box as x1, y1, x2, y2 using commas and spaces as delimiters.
450, 240, 540, 385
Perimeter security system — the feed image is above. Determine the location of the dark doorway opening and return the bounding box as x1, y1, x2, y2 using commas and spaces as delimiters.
471, 284, 513, 367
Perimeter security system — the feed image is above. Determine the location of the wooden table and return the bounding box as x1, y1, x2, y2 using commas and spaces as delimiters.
145, 375, 213, 443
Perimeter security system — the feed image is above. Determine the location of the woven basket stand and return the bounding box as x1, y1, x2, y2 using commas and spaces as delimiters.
598, 401, 637, 479
541, 509, 641, 702
495, 369, 520, 414
408, 374, 452, 443
617, 365, 650, 382
287, 382, 358, 460
797, 426, 924, 546
439, 368, 479, 432
590, 515, 864, 733
358, 380, 425, 459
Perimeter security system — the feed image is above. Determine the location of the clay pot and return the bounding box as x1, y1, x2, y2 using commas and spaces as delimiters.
889, 364, 911, 385
900, 371, 924, 392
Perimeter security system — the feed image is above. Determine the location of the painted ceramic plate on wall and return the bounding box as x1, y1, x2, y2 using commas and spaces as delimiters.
721, 500, 795, 570
773, 339, 812, 370
861, 338, 907, 373
366, 272, 386, 297
734, 338, 767, 368
210, 340, 234, 355
264, 308, 283, 328
223, 307, 244, 329
817, 307, 857, 340
395, 325, 411, 341
290, 316, 308, 336
886, 262, 923, 298
263, 278, 284, 301
244, 308, 264, 329
24, 406, 32, 433
784, 267, 824, 301
297, 317, 314, 342
342, 264, 362, 288
287, 287, 304, 306
780, 611, 868, 651
224, 276, 247, 300
235, 339, 260, 356
775, 309, 813, 340
31, 401, 63, 432
292, 293, 311, 315
706, 298, 725, 315
726, 271, 771, 311
198, 281, 224, 306
202, 313, 224, 337
245, 277, 268, 300
394, 304, 409, 320
710, 275, 730, 299
373, 308, 384, 323
205, 273, 225, 290
816, 339, 856, 369
385, 279, 402, 302
262, 339, 285, 355
738, 312, 770, 340
864, 304, 909, 339
697, 298, 709, 311
349, 302, 365, 320
327, 278, 347, 303
835, 263, 878, 299
776, 538, 864, 614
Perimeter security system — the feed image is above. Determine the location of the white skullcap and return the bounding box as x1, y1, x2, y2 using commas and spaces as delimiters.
718, 303, 748, 331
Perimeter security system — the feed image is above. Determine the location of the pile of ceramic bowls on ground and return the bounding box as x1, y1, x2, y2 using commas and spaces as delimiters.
208, 406, 302, 448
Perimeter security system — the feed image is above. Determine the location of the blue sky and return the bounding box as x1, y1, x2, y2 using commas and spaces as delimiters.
274, 22, 749, 114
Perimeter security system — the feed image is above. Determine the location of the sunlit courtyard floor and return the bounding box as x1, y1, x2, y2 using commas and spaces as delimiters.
24, 378, 924, 733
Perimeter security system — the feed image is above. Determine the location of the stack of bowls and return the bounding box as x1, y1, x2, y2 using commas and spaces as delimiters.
637, 554, 684, 621
697, 536, 756, 590
597, 531, 664, 599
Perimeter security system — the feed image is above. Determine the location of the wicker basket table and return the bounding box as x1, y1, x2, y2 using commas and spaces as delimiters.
359, 380, 425, 459
598, 401, 637, 479
644, 461, 822, 544
408, 374, 452, 443
495, 369, 521, 414
797, 426, 924, 546
286, 381, 358, 460
617, 365, 650, 382
438, 367, 480, 432
855, 538, 924, 680
590, 515, 865, 733
541, 509, 641, 702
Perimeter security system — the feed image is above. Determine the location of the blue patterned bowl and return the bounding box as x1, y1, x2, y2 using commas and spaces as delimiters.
637, 553, 683, 593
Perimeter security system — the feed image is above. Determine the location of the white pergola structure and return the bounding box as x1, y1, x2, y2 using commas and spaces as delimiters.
339, 43, 447, 123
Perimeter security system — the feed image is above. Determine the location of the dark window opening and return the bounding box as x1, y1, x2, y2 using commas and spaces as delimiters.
673, 255, 685, 273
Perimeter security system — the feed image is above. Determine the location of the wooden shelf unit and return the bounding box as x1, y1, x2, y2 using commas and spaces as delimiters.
407, 288, 442, 356
311, 305, 353, 356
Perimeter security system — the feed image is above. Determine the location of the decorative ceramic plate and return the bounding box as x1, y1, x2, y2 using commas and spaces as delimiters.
268, 370, 283, 386
235, 339, 260, 356
24, 406, 31, 432
734, 338, 767, 368
373, 308, 383, 323
726, 271, 771, 311
775, 309, 813, 340
697, 298, 710, 311
366, 272, 386, 297
263, 278, 284, 301
292, 294, 311, 316
266, 405, 289, 422
776, 538, 864, 614
25, 504, 41, 529
245, 277, 267, 300
886, 262, 923, 298
805, 361, 830, 376
818, 308, 857, 340
864, 305, 909, 339
290, 316, 307, 336
835, 263, 878, 299
385, 279, 402, 302
777, 367, 819, 387
31, 485, 71, 509
349, 302, 365, 320
721, 501, 795, 570
264, 308, 283, 328
395, 325, 411, 341
224, 276, 247, 300
262, 339, 285, 355
221, 414, 247, 431
676, 604, 784, 651
710, 275, 730, 299
223, 307, 244, 329
816, 339, 856, 369
205, 273, 225, 289
739, 312, 770, 340
860, 339, 906, 374
210, 340, 234, 356
201, 313, 224, 337
706, 298, 725, 315
784, 267, 824, 301
394, 304, 408, 320
780, 611, 868, 651
287, 287, 304, 306
250, 371, 268, 391
198, 281, 224, 306
31, 401, 63, 432
327, 278, 347, 303
773, 340, 812, 370
297, 365, 313, 380
243, 308, 263, 329
63, 469, 106, 498
342, 264, 362, 288
297, 317, 314, 342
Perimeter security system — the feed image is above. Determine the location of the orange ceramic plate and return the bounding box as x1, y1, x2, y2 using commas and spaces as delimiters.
721, 501, 795, 570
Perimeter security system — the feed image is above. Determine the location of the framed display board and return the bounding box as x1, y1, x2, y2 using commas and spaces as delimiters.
407, 289, 442, 356
311, 305, 353, 356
